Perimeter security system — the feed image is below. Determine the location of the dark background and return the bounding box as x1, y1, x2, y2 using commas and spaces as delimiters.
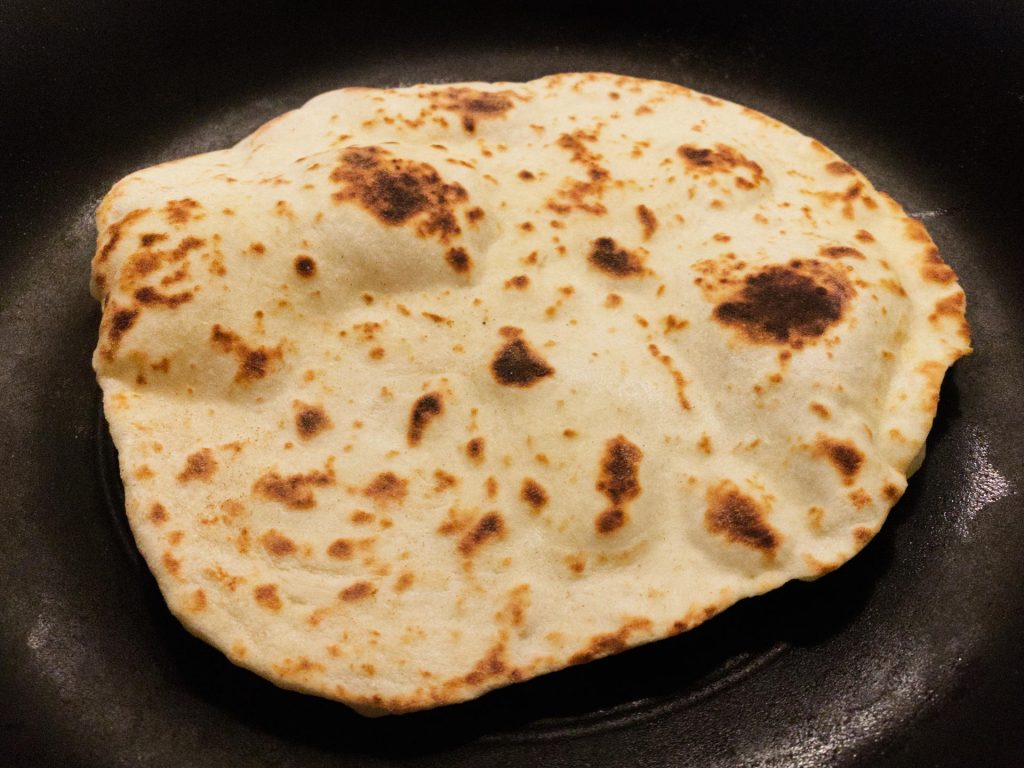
2, 2, 1023, 766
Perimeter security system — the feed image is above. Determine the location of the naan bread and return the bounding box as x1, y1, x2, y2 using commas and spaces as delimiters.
91, 73, 970, 714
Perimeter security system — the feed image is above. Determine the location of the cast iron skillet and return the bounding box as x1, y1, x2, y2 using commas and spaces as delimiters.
2, 1, 1022, 765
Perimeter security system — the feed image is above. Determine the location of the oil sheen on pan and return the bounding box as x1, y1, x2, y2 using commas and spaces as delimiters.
89, 73, 970, 715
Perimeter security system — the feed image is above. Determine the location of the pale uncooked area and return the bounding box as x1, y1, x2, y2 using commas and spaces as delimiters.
91, 73, 970, 714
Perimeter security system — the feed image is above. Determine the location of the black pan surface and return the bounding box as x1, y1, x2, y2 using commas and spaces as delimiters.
2, 2, 1023, 766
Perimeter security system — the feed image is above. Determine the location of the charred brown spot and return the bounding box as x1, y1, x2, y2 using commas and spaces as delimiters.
254, 468, 333, 510
678, 144, 766, 185
466, 437, 485, 463
163, 198, 201, 225
295, 402, 332, 440
855, 229, 876, 243
330, 146, 468, 244
569, 619, 652, 665
96, 208, 149, 265
434, 469, 458, 491
520, 478, 548, 511
588, 237, 647, 277
853, 526, 874, 545
815, 436, 864, 484
712, 261, 853, 347
636, 204, 658, 240
819, 245, 864, 260
809, 402, 831, 419
243, 350, 271, 379
547, 130, 610, 215
931, 292, 966, 319
209, 324, 284, 383
647, 343, 692, 411
921, 246, 957, 284
826, 161, 855, 175
394, 571, 415, 591
459, 512, 505, 555
491, 333, 554, 387
177, 449, 217, 482
850, 489, 873, 509
882, 483, 903, 502
107, 307, 139, 347
139, 232, 167, 247
505, 274, 530, 290
260, 529, 297, 556
189, 589, 207, 612
253, 583, 282, 611
518, 170, 536, 181
597, 436, 643, 507
466, 206, 485, 222
327, 539, 353, 559
294, 255, 317, 277
596, 508, 627, 533
463, 644, 508, 685
148, 503, 168, 525
428, 86, 515, 134
161, 551, 181, 578
594, 435, 642, 535
134, 286, 193, 308
445, 247, 472, 273
408, 392, 444, 446
339, 581, 375, 601
706, 482, 779, 554
363, 471, 408, 504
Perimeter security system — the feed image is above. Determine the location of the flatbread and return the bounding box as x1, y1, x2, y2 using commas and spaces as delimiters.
91, 72, 970, 714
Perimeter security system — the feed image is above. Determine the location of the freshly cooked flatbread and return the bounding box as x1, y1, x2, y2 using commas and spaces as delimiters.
91, 73, 970, 714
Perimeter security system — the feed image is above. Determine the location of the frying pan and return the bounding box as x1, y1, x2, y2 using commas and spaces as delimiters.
2, 1, 1022, 765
